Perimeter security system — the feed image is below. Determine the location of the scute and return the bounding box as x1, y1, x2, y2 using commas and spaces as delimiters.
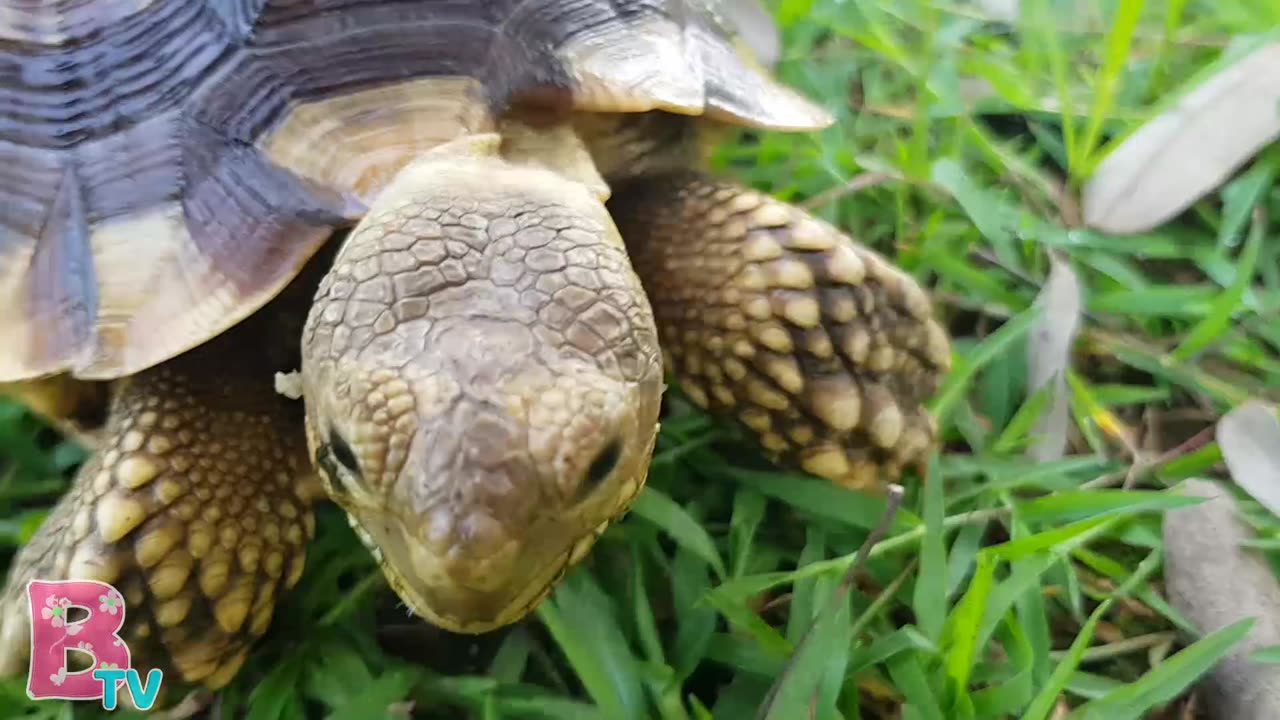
0, 0, 832, 383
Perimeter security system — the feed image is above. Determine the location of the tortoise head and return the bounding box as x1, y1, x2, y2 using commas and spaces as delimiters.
299, 133, 665, 633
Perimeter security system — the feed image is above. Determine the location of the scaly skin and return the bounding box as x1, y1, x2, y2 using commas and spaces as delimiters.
608, 171, 951, 489
0, 122, 950, 698
299, 135, 666, 633
0, 288, 320, 696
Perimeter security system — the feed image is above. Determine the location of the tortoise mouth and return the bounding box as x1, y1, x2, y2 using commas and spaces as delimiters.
345, 511, 605, 633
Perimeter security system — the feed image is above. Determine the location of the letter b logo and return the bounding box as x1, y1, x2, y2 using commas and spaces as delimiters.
25, 579, 131, 701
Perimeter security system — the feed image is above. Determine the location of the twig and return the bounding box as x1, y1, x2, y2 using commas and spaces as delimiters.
1080, 422, 1218, 491
868, 506, 1007, 560
1047, 631, 1177, 663
147, 689, 213, 720
800, 171, 901, 210
840, 484, 908, 592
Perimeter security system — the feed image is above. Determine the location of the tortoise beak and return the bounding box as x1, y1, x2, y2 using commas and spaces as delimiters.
345, 507, 596, 634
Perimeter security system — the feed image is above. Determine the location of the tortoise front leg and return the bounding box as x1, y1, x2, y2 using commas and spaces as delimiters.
0, 334, 318, 695
608, 171, 952, 490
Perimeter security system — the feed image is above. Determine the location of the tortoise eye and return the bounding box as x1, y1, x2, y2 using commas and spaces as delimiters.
319, 428, 364, 494
584, 438, 622, 490
329, 430, 360, 475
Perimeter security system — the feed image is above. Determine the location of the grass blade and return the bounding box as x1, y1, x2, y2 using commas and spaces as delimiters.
1067, 618, 1255, 720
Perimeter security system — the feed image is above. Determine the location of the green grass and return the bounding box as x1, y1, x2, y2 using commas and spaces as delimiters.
5, 0, 1280, 717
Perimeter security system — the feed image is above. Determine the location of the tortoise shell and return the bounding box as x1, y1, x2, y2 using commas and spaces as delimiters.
0, 0, 831, 382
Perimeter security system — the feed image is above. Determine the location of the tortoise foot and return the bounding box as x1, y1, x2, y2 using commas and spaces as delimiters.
609, 171, 952, 490
0, 336, 318, 697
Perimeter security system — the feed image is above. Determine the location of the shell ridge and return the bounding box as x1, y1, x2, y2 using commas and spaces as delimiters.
27, 160, 99, 375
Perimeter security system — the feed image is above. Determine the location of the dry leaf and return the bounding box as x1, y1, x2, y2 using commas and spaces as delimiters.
712, 0, 781, 67
1217, 400, 1280, 517
977, 0, 1020, 23
1082, 42, 1280, 234
1026, 252, 1082, 461
1163, 478, 1280, 720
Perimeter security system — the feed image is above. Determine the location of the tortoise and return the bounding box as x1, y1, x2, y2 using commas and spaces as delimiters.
0, 0, 952, 701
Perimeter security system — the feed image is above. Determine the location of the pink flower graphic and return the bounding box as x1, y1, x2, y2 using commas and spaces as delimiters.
48, 666, 67, 687
40, 596, 70, 627
98, 590, 122, 615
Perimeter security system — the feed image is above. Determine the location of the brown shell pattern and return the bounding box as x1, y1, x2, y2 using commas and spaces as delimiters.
0, 0, 831, 383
